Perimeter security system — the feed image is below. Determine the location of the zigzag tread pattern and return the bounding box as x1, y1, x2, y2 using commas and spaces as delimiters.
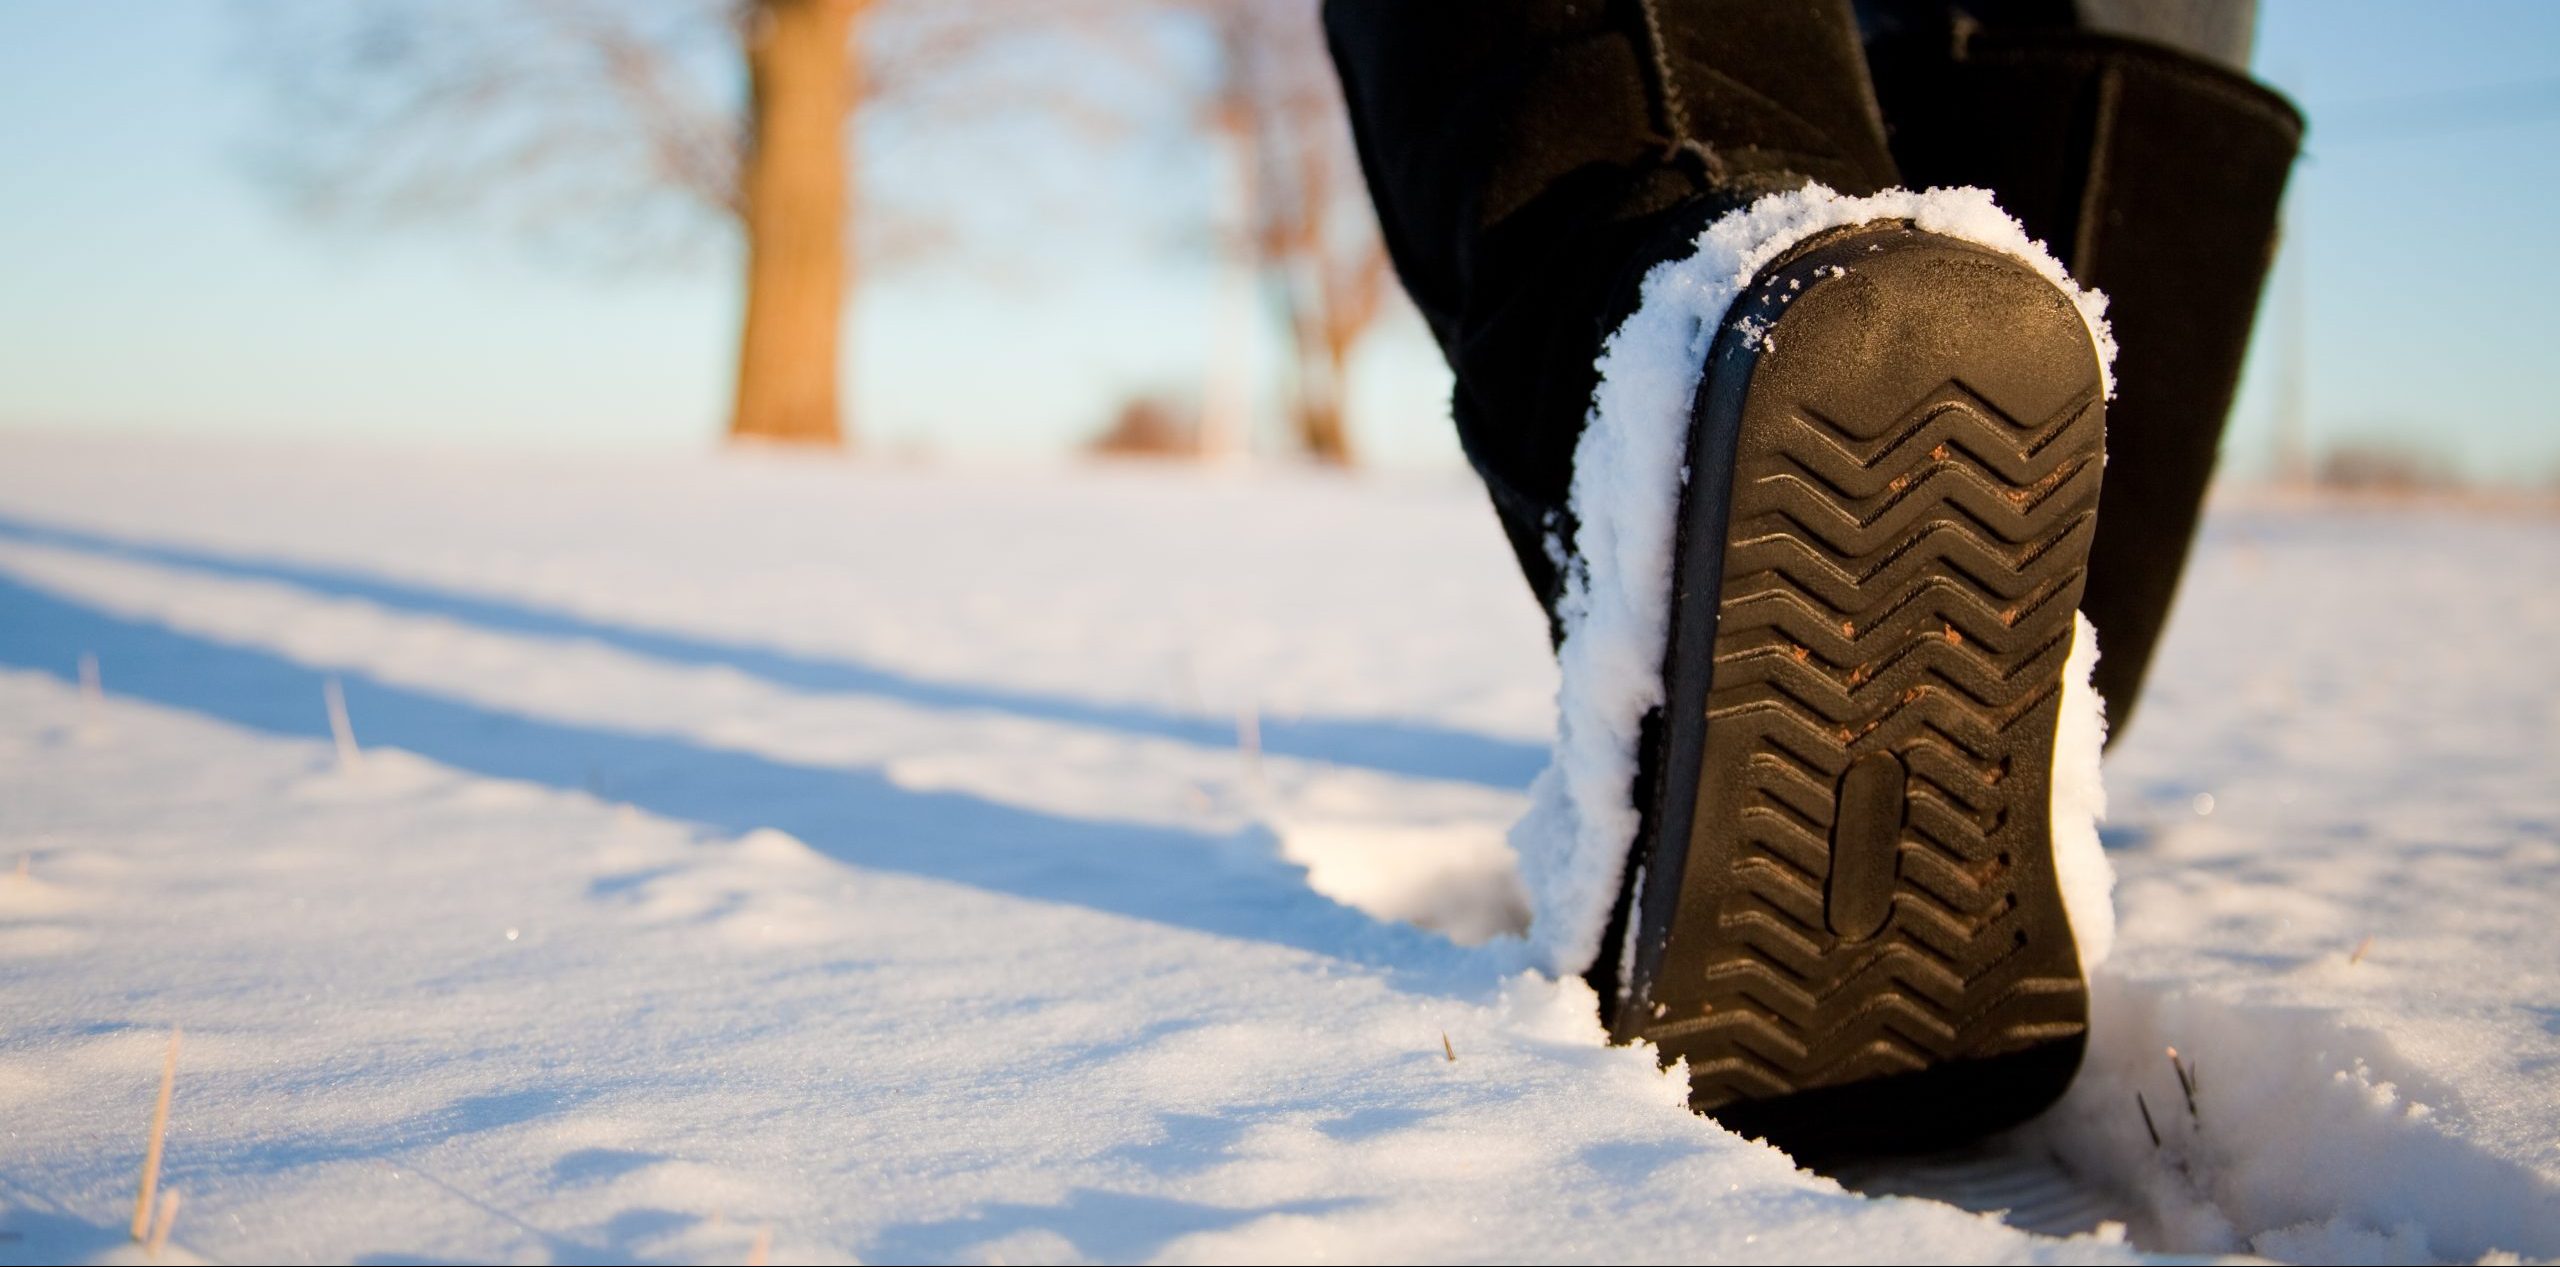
1645, 340, 2102, 1113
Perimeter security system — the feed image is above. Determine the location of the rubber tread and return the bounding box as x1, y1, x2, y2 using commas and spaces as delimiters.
1599, 224, 2105, 1156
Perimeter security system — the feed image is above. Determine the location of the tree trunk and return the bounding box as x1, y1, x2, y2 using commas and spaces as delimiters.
1292, 330, 1354, 466
1304, 320, 1357, 466
1278, 270, 1354, 466
729, 0, 860, 447
1295, 396, 1353, 465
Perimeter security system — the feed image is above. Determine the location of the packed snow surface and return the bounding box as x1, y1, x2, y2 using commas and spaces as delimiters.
0, 432, 2555, 1265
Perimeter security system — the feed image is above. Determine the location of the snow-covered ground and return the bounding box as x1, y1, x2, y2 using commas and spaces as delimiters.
0, 431, 2553, 1265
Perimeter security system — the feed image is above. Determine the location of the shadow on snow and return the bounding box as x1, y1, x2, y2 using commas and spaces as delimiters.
0, 513, 1546, 791
0, 568, 1469, 976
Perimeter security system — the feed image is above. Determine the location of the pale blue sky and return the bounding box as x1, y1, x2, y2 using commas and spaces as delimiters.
1, 0, 2555, 480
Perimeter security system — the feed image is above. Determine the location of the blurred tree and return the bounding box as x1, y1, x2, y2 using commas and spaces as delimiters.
248, 0, 1103, 450
1201, 0, 1390, 466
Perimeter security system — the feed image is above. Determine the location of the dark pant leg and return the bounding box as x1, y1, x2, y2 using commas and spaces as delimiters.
1323, 1, 1900, 629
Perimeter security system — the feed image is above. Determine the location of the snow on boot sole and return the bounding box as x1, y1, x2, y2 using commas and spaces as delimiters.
1587, 222, 2106, 1158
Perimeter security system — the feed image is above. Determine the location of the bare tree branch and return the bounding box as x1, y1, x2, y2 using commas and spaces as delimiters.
1190, 0, 1393, 464
552, 0, 745, 217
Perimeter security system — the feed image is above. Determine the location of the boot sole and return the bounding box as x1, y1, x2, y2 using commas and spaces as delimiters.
1588, 224, 2106, 1158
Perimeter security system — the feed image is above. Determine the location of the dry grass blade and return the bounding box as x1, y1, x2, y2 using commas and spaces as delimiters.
146, 1188, 182, 1259
130, 1027, 180, 1241
1235, 701, 1261, 762
324, 676, 363, 769
2168, 1046, 2200, 1122
1441, 1032, 1456, 1062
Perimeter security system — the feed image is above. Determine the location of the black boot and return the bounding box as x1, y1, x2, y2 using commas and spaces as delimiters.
1329, 1, 2116, 1155
1867, 24, 2305, 736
